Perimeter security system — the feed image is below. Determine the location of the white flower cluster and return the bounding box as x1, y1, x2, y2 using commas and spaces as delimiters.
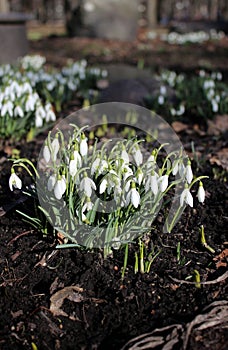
202, 72, 225, 113
157, 69, 227, 118
20, 55, 46, 71
0, 79, 56, 128
160, 70, 184, 88
0, 55, 108, 139
148, 29, 226, 45
38, 128, 206, 228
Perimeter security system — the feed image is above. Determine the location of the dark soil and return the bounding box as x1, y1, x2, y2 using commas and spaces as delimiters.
0, 36, 228, 350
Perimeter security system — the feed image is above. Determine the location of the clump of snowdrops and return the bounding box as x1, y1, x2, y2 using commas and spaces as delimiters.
148, 29, 225, 45
9, 124, 207, 259
0, 55, 107, 140
146, 69, 228, 120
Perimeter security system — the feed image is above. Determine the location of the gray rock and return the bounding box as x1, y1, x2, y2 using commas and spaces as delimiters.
0, 12, 30, 64
98, 77, 175, 106
82, 0, 139, 40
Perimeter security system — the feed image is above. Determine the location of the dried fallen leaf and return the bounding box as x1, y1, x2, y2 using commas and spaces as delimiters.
50, 285, 106, 320
172, 121, 188, 133
170, 284, 179, 291
207, 115, 228, 136
50, 286, 84, 318
213, 249, 228, 269
209, 148, 228, 171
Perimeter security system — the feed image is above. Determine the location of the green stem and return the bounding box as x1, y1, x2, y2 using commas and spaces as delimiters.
121, 244, 129, 280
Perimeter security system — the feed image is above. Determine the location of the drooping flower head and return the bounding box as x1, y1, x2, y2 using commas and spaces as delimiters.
9, 168, 22, 191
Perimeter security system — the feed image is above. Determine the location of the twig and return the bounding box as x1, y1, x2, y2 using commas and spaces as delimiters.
7, 230, 33, 245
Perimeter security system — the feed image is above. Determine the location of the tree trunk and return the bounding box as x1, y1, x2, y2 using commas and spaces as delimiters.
64, 0, 83, 37
0, 0, 10, 13
147, 0, 158, 28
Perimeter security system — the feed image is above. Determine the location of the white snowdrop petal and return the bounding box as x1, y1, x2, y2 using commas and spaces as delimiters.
54, 181, 62, 200
121, 150, 129, 164
80, 139, 88, 157
9, 173, 22, 191
91, 158, 100, 175
51, 138, 60, 161
172, 162, 179, 176
151, 175, 158, 195
99, 179, 107, 194
47, 175, 56, 191
69, 159, 77, 177
43, 145, 51, 163
186, 164, 193, 184
133, 149, 143, 166
197, 186, 205, 203
180, 190, 186, 207
186, 190, 193, 207
159, 175, 168, 192
131, 189, 140, 208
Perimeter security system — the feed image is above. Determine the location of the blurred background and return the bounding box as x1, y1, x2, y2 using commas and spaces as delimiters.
1, 0, 228, 39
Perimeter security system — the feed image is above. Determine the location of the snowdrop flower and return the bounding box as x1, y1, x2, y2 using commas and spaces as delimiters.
11, 81, 21, 95
46, 81, 56, 91
25, 94, 36, 112
81, 197, 93, 221
1, 100, 13, 117
199, 70, 206, 78
43, 144, 51, 163
69, 157, 78, 177
132, 146, 143, 166
47, 174, 56, 191
145, 171, 158, 195
172, 160, 179, 176
114, 185, 125, 206
35, 113, 43, 128
69, 147, 82, 177
107, 170, 120, 194
203, 80, 215, 90
51, 137, 60, 162
135, 167, 143, 185
9, 169, 22, 191
80, 172, 96, 197
22, 81, 32, 94
170, 107, 176, 116
197, 181, 205, 203
91, 158, 100, 175
4, 86, 15, 101
121, 149, 129, 164
36, 104, 45, 119
207, 89, 215, 100
91, 157, 108, 176
54, 175, 66, 200
178, 161, 185, 177
147, 150, 156, 169
14, 105, 24, 118
180, 186, 193, 207
123, 166, 133, 192
73, 147, 82, 168
126, 182, 140, 208
99, 178, 108, 194
211, 100, 219, 113
158, 95, 165, 105
216, 72, 222, 80
80, 133, 88, 157
45, 103, 56, 122
186, 160, 193, 184
215, 95, 220, 103
160, 85, 167, 95
158, 174, 169, 192
176, 104, 185, 116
